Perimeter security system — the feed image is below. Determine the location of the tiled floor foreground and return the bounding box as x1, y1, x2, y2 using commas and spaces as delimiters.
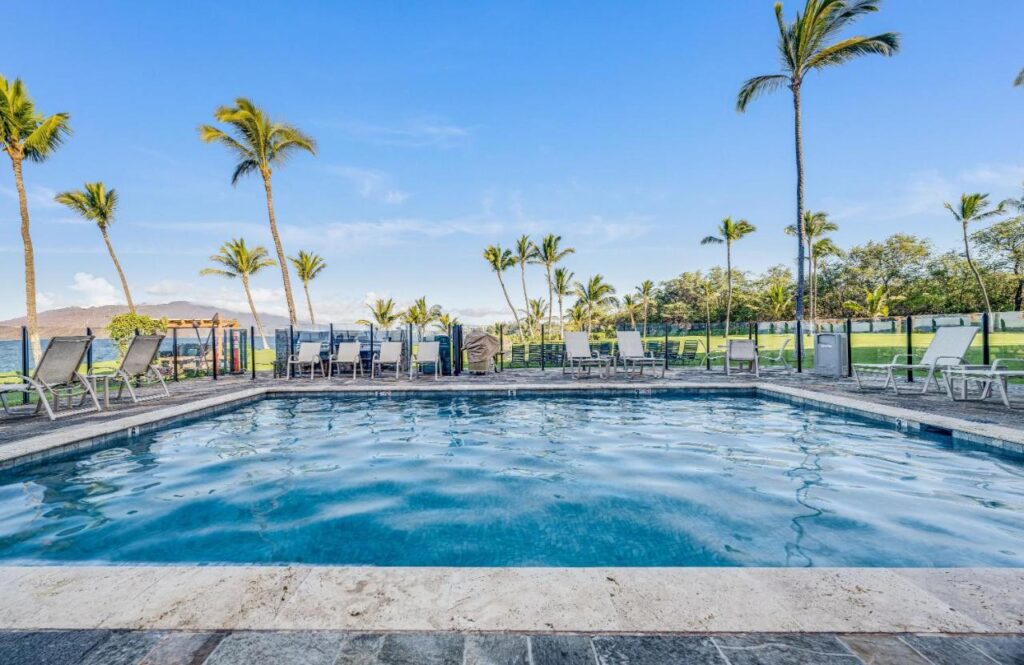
1, 630, 1022, 665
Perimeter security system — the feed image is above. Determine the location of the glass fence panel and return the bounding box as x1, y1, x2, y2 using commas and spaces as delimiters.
911, 313, 983, 365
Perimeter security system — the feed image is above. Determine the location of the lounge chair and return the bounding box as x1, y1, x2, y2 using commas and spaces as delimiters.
563, 332, 611, 379
725, 339, 759, 377
942, 358, 1024, 408
329, 342, 363, 379
411, 341, 441, 379
615, 331, 664, 378
287, 341, 325, 380
0, 336, 101, 420
372, 341, 403, 379
759, 338, 792, 371
91, 334, 170, 406
853, 326, 977, 395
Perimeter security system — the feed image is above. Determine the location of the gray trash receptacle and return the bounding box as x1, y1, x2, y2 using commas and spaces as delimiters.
814, 332, 848, 377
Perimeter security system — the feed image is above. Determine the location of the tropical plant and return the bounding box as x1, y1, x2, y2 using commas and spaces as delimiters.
763, 280, 794, 320
785, 210, 838, 323
566, 302, 587, 332
513, 235, 540, 335
620, 294, 640, 330
574, 274, 618, 335
199, 238, 276, 349
974, 185, 1024, 310
54, 182, 135, 314
401, 296, 442, 338
843, 285, 903, 317
435, 312, 460, 334
537, 234, 575, 327
944, 193, 1003, 320
525, 298, 548, 334
483, 244, 526, 342
553, 267, 575, 337
636, 280, 655, 338
701, 217, 756, 337
737, 0, 899, 326
107, 313, 167, 357
288, 250, 326, 325
358, 298, 402, 329
0, 75, 72, 361
198, 98, 316, 326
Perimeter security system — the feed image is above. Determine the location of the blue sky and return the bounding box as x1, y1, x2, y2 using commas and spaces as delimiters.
3, 1, 1022, 323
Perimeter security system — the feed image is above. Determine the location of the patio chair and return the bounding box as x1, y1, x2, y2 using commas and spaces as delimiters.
329, 342, 363, 379
287, 341, 325, 380
852, 326, 977, 395
563, 332, 611, 379
0, 336, 101, 420
372, 341, 403, 379
942, 358, 1024, 408
94, 334, 170, 405
679, 339, 709, 367
725, 339, 759, 377
411, 341, 441, 379
616, 330, 664, 378
759, 338, 792, 371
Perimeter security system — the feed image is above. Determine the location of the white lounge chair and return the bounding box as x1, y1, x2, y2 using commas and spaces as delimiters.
329, 342, 363, 379
411, 341, 441, 379
759, 338, 791, 371
0, 336, 101, 420
853, 326, 977, 395
287, 341, 325, 380
725, 339, 759, 377
942, 358, 1024, 408
563, 332, 611, 379
91, 334, 170, 406
372, 341, 403, 379
615, 331, 664, 378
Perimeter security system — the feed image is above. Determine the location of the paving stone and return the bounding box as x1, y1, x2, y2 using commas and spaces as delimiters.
838, 635, 930, 665
0, 630, 110, 665
464, 634, 529, 665
593, 635, 726, 664
204, 630, 346, 665
900, 636, 999, 665
965, 636, 1024, 665
81, 631, 164, 665
713, 634, 861, 665
530, 635, 597, 665
139, 632, 225, 665
377, 633, 464, 665
335, 633, 385, 665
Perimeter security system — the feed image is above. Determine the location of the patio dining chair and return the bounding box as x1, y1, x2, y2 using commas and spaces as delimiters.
329, 342, 363, 379
411, 341, 441, 379
759, 338, 792, 371
287, 341, 326, 380
372, 341, 403, 379
725, 339, 759, 377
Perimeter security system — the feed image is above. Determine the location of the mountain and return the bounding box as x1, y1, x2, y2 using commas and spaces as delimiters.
0, 302, 293, 339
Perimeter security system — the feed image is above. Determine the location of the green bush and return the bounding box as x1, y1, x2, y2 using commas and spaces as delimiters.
108, 313, 167, 356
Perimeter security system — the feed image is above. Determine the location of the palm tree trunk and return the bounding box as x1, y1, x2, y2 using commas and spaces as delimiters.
792, 85, 807, 326
303, 281, 316, 325
545, 264, 554, 328
242, 275, 270, 350
558, 294, 565, 337
1014, 259, 1023, 311
10, 156, 42, 363
520, 265, 531, 337
498, 275, 526, 343
261, 170, 298, 326
962, 225, 992, 318
725, 241, 733, 338
808, 241, 815, 327
642, 303, 649, 339
100, 228, 136, 314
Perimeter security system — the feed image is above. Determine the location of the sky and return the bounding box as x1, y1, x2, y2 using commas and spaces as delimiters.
2, 1, 1023, 324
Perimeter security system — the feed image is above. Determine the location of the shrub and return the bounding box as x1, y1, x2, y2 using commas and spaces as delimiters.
108, 313, 167, 356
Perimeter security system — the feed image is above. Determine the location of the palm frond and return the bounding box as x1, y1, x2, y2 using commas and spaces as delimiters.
806, 33, 900, 69
1016, 68, 1024, 87
736, 74, 789, 112
21, 112, 71, 162
700, 235, 724, 245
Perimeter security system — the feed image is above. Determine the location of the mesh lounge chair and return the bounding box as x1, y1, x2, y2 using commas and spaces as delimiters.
287, 341, 325, 380
563, 332, 611, 379
853, 326, 977, 395
725, 339, 759, 377
96, 334, 170, 404
0, 336, 101, 420
411, 341, 441, 379
942, 358, 1024, 408
372, 341, 403, 379
616, 331, 664, 378
329, 342, 363, 379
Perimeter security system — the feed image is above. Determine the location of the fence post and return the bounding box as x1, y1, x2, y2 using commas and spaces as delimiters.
86, 327, 94, 374
499, 324, 504, 372
211, 323, 218, 381
250, 326, 257, 380
540, 324, 546, 371
906, 315, 914, 382
20, 326, 29, 405
705, 324, 711, 371
368, 324, 374, 377
753, 322, 759, 349
796, 320, 803, 373
748, 322, 753, 340
664, 327, 669, 370
288, 325, 295, 379
982, 312, 990, 365
845, 318, 853, 377
453, 324, 463, 376
172, 328, 179, 382
407, 323, 413, 374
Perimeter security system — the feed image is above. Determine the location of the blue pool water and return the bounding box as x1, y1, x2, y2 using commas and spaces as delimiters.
0, 393, 1022, 567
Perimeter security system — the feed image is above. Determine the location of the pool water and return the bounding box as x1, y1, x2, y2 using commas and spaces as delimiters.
0, 393, 1022, 567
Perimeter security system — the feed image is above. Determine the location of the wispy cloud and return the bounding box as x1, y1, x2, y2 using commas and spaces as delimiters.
0, 184, 60, 209
337, 119, 471, 148
282, 215, 504, 250
328, 165, 409, 204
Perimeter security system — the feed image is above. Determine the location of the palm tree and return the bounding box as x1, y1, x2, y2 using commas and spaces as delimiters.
701, 217, 756, 337
358, 298, 401, 329
620, 294, 640, 330
525, 298, 547, 335
1015, 68, 1024, 87
54, 182, 136, 315
566, 302, 587, 332
574, 275, 618, 335
288, 250, 326, 325
401, 296, 442, 338
0, 76, 71, 361
198, 98, 316, 326
483, 244, 526, 342
944, 193, 1003, 320
737, 0, 899, 326
537, 234, 575, 327
553, 267, 575, 337
843, 285, 903, 318
636, 280, 655, 338
785, 210, 839, 324
435, 312, 460, 334
199, 238, 275, 349
513, 235, 540, 335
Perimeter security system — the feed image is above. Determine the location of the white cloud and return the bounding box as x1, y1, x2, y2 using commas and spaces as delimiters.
338, 120, 471, 148
69, 272, 121, 306
329, 166, 409, 204
146, 279, 194, 296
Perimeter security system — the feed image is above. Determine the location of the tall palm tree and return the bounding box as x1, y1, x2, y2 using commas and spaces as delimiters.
513, 235, 540, 335
944, 193, 1003, 320
401, 296, 442, 338
553, 267, 575, 337
574, 274, 618, 335
358, 298, 401, 329
785, 210, 839, 324
54, 182, 136, 315
198, 98, 316, 326
537, 234, 575, 327
620, 294, 640, 330
288, 250, 326, 325
484, 244, 526, 342
0, 76, 71, 361
701, 217, 756, 337
737, 0, 899, 325
199, 238, 275, 349
636, 280, 655, 338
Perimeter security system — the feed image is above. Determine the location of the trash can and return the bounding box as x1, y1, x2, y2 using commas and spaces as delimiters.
813, 332, 848, 377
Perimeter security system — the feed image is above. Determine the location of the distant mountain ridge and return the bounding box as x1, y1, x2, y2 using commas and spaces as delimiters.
0, 301, 292, 339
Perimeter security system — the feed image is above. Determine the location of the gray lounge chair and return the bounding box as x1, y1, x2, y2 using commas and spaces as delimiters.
616, 331, 664, 378
853, 326, 977, 394
93, 334, 170, 405
0, 336, 101, 420
563, 332, 611, 379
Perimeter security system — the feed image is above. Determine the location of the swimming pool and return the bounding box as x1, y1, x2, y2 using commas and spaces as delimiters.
0, 392, 1021, 567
